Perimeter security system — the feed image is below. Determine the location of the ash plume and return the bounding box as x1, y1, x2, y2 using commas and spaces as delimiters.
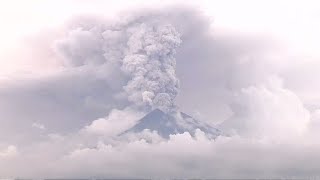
54, 13, 182, 112
121, 23, 181, 112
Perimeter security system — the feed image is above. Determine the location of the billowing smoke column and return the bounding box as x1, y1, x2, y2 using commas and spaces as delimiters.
55, 16, 182, 113
121, 23, 181, 112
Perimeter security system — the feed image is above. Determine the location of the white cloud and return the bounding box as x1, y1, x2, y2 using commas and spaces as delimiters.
84, 108, 144, 136
32, 122, 46, 130
2, 131, 320, 178
0, 146, 18, 158
221, 77, 310, 141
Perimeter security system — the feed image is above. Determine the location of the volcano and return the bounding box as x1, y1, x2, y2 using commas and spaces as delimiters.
121, 109, 221, 138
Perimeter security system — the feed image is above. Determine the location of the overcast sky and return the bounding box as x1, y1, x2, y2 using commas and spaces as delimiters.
1, 0, 320, 179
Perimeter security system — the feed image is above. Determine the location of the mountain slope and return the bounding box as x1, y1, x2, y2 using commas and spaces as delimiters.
121, 109, 221, 138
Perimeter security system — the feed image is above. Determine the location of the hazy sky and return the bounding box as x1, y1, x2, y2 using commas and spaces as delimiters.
1, 0, 320, 178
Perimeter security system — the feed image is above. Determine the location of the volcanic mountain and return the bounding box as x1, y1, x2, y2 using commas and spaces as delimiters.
121, 109, 221, 138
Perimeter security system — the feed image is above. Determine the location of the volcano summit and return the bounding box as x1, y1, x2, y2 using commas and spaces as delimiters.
122, 109, 221, 139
